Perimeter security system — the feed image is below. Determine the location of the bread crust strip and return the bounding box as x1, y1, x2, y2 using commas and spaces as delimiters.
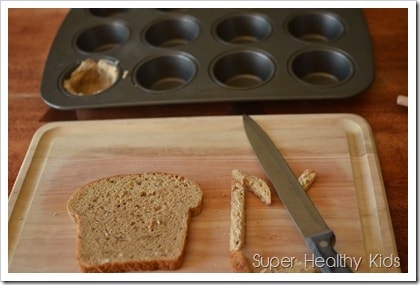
298, 169, 317, 192
229, 169, 318, 273
229, 176, 245, 252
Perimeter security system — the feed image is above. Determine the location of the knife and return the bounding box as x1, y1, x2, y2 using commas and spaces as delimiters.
242, 115, 352, 273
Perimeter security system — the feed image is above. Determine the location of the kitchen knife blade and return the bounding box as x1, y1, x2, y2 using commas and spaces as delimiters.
242, 115, 352, 273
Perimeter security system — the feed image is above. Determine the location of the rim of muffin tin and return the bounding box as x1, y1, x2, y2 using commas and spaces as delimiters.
88, 8, 132, 18
45, 8, 371, 104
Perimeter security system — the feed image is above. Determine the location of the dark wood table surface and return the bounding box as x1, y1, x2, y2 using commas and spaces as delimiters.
8, 8, 408, 273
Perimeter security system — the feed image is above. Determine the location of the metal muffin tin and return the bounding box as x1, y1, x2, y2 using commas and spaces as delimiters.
41, 8, 374, 110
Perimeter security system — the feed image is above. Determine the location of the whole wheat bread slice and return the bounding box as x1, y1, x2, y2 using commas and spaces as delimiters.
67, 172, 202, 272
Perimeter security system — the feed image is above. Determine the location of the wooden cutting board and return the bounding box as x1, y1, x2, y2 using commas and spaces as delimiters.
8, 114, 400, 273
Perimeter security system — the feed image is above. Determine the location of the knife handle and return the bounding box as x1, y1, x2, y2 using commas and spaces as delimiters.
305, 231, 353, 273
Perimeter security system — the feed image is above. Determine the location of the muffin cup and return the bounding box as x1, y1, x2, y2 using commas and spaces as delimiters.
211, 50, 275, 89
61, 58, 120, 96
133, 53, 197, 92
214, 13, 272, 44
290, 49, 354, 86
287, 12, 344, 43
75, 22, 130, 53
143, 15, 200, 48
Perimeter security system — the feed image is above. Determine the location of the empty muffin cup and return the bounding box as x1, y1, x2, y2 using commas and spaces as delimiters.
62, 58, 120, 96
290, 49, 353, 86
214, 13, 272, 44
75, 23, 130, 52
134, 53, 197, 92
211, 50, 275, 89
144, 16, 200, 47
287, 12, 344, 43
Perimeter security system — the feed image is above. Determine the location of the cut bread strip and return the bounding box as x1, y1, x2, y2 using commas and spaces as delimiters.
229, 176, 245, 252
298, 169, 317, 191
244, 174, 271, 205
229, 169, 270, 253
232, 169, 271, 205
228, 169, 319, 273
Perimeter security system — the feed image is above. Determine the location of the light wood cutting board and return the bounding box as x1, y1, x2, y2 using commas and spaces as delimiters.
8, 114, 400, 273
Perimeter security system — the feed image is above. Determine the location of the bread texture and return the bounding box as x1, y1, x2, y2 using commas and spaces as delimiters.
229, 175, 245, 252
228, 169, 319, 273
63, 59, 119, 96
232, 169, 271, 205
67, 172, 202, 272
298, 169, 317, 191
229, 169, 271, 258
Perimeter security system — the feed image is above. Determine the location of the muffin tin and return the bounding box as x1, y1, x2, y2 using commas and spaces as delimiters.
41, 8, 374, 110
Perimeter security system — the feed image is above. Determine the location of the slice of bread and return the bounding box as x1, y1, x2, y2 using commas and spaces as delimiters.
67, 172, 202, 272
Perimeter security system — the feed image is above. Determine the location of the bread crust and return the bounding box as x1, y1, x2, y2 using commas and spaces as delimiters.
231, 169, 272, 205
229, 177, 245, 252
298, 169, 317, 191
229, 250, 252, 273
228, 169, 319, 273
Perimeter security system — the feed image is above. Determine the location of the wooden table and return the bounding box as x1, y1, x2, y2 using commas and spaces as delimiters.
8, 8, 408, 273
